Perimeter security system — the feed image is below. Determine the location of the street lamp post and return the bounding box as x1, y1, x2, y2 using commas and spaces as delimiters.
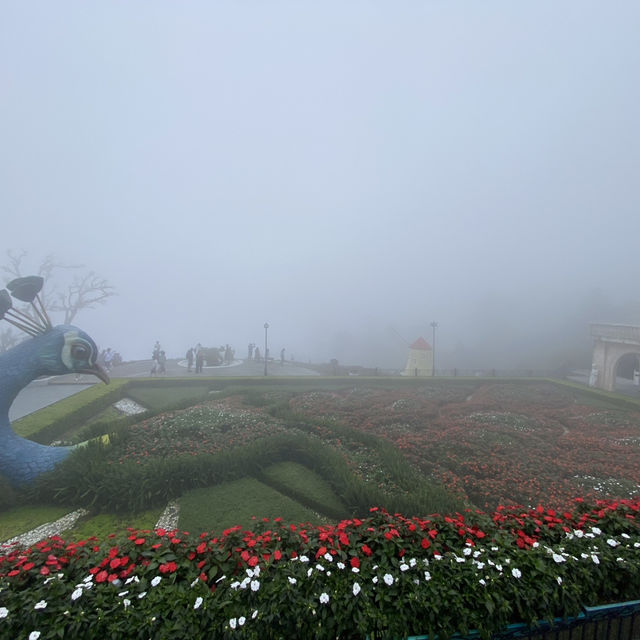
264, 323, 269, 377
430, 321, 438, 377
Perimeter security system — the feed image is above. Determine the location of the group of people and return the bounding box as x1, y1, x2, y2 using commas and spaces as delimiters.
185, 344, 204, 373
99, 347, 122, 373
150, 341, 167, 375
247, 343, 288, 364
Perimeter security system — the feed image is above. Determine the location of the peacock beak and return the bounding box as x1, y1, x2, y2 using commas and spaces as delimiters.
81, 363, 110, 384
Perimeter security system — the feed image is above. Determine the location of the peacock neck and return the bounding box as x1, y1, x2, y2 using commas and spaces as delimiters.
0, 336, 51, 423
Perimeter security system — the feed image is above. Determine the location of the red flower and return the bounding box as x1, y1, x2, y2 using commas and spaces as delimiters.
134, 538, 146, 546
96, 570, 108, 583
159, 561, 178, 574
362, 544, 372, 556
350, 557, 360, 569
40, 567, 50, 576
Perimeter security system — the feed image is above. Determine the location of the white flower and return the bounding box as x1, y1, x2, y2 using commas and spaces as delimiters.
622, 533, 631, 539
0, 608, 8, 619
250, 579, 260, 592
511, 568, 522, 579
424, 571, 431, 581
118, 591, 128, 597
479, 579, 486, 586
372, 576, 378, 584
409, 558, 417, 567
229, 618, 237, 630
573, 529, 584, 538
307, 568, 313, 577
299, 555, 309, 563
495, 564, 503, 572
194, 597, 203, 610
252, 610, 258, 619
400, 563, 409, 572
557, 576, 563, 585
476, 562, 485, 570
463, 547, 472, 556
607, 538, 619, 547
337, 561, 345, 569
591, 527, 602, 535
353, 582, 361, 596
324, 553, 333, 562
151, 576, 162, 587
592, 554, 600, 565
552, 553, 565, 564
230, 581, 241, 590
315, 564, 325, 572
71, 588, 83, 601
123, 599, 131, 608
351, 567, 359, 573
383, 573, 394, 586
238, 616, 246, 626
455, 556, 466, 563
138, 591, 147, 599
288, 576, 297, 585
29, 633, 41, 640
34, 600, 47, 610
319, 592, 330, 604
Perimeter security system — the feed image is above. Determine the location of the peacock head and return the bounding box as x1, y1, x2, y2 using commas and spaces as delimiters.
29, 325, 110, 384
58, 326, 110, 384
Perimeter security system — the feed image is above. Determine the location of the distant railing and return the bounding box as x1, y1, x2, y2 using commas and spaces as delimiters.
590, 323, 640, 343
404, 599, 640, 640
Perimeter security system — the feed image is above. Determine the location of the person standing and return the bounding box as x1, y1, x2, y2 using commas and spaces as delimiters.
280, 348, 285, 365
186, 347, 194, 372
195, 345, 204, 374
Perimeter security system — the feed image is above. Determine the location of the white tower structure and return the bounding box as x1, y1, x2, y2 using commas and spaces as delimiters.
403, 337, 433, 377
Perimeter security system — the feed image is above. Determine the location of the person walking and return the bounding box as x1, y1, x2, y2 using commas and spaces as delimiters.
195, 345, 204, 374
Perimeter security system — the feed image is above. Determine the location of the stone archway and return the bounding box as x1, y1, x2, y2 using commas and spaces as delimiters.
590, 323, 640, 391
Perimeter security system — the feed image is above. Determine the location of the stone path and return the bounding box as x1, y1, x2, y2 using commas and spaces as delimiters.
1, 508, 89, 548
1, 500, 181, 549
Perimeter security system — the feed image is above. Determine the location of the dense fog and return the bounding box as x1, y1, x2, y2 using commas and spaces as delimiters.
2, 2, 639, 371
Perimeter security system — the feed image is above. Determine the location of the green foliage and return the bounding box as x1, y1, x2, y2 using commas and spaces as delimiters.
2, 500, 640, 639
0, 475, 19, 512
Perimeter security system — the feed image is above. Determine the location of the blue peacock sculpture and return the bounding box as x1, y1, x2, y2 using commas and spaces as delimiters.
0, 276, 108, 486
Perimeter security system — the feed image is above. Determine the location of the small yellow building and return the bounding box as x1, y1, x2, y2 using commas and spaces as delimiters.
402, 337, 433, 377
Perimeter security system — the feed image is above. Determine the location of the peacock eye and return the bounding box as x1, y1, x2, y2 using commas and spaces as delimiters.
71, 343, 90, 360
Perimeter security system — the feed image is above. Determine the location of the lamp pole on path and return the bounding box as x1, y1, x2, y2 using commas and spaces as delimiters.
430, 321, 438, 377
264, 323, 269, 376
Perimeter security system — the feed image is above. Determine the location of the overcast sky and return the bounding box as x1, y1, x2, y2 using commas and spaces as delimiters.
1, 2, 639, 369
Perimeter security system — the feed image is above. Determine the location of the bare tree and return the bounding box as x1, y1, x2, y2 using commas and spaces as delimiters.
0, 250, 116, 349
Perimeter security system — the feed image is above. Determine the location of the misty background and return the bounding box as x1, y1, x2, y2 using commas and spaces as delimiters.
1, 2, 639, 371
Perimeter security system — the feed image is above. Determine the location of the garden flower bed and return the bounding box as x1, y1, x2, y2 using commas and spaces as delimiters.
1, 499, 640, 639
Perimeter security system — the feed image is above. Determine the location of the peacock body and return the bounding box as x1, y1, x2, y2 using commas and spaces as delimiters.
0, 277, 108, 486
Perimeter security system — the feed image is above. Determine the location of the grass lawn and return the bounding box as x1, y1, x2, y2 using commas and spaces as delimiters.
0, 505, 71, 542
178, 478, 330, 534
126, 385, 210, 412
261, 461, 348, 516
66, 509, 162, 541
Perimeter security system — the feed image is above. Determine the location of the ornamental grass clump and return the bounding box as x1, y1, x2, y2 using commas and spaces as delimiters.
1, 498, 640, 639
